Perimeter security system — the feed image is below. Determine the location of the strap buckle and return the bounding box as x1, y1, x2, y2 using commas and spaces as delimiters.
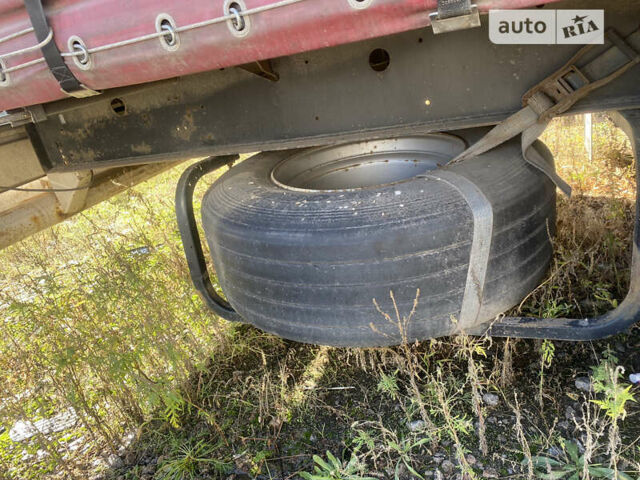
429, 0, 480, 35
523, 29, 640, 122
65, 84, 101, 99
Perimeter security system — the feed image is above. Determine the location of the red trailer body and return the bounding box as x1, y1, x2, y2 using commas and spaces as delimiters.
0, 0, 559, 111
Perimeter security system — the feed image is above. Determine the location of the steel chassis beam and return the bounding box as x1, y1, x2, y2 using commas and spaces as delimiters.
19, 0, 640, 173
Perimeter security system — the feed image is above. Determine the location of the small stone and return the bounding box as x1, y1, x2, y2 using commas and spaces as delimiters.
424, 471, 434, 477
548, 446, 562, 457
228, 469, 252, 480
435, 470, 444, 480
125, 452, 137, 465
565, 405, 582, 423
121, 431, 136, 448
575, 377, 592, 392
409, 419, 427, 432
309, 433, 317, 442
106, 454, 124, 469
66, 437, 85, 452
482, 393, 499, 407
482, 468, 498, 479
465, 454, 476, 466
441, 460, 455, 474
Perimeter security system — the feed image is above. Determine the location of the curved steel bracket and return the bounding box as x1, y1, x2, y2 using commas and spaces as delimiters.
470, 108, 640, 340
175, 155, 243, 322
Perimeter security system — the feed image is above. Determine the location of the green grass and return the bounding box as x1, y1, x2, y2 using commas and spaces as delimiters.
0, 160, 234, 478
0, 115, 638, 479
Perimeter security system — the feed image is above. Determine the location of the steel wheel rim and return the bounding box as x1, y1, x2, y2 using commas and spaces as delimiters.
271, 134, 466, 192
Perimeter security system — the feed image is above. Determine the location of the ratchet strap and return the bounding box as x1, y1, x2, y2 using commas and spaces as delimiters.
23, 0, 99, 98
427, 170, 493, 331
451, 28, 640, 196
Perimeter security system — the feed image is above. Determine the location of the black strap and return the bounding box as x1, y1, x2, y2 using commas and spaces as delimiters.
437, 0, 472, 19
23, 0, 84, 94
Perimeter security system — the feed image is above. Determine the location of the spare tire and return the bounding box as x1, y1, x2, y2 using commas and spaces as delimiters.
201, 133, 556, 347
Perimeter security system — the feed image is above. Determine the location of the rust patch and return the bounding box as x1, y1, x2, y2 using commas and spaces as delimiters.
172, 109, 196, 142
131, 142, 152, 154
66, 148, 99, 164
54, 205, 66, 219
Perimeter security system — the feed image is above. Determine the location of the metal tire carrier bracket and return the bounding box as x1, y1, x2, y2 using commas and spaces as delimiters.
175, 155, 243, 323
467, 108, 640, 341
449, 27, 640, 340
